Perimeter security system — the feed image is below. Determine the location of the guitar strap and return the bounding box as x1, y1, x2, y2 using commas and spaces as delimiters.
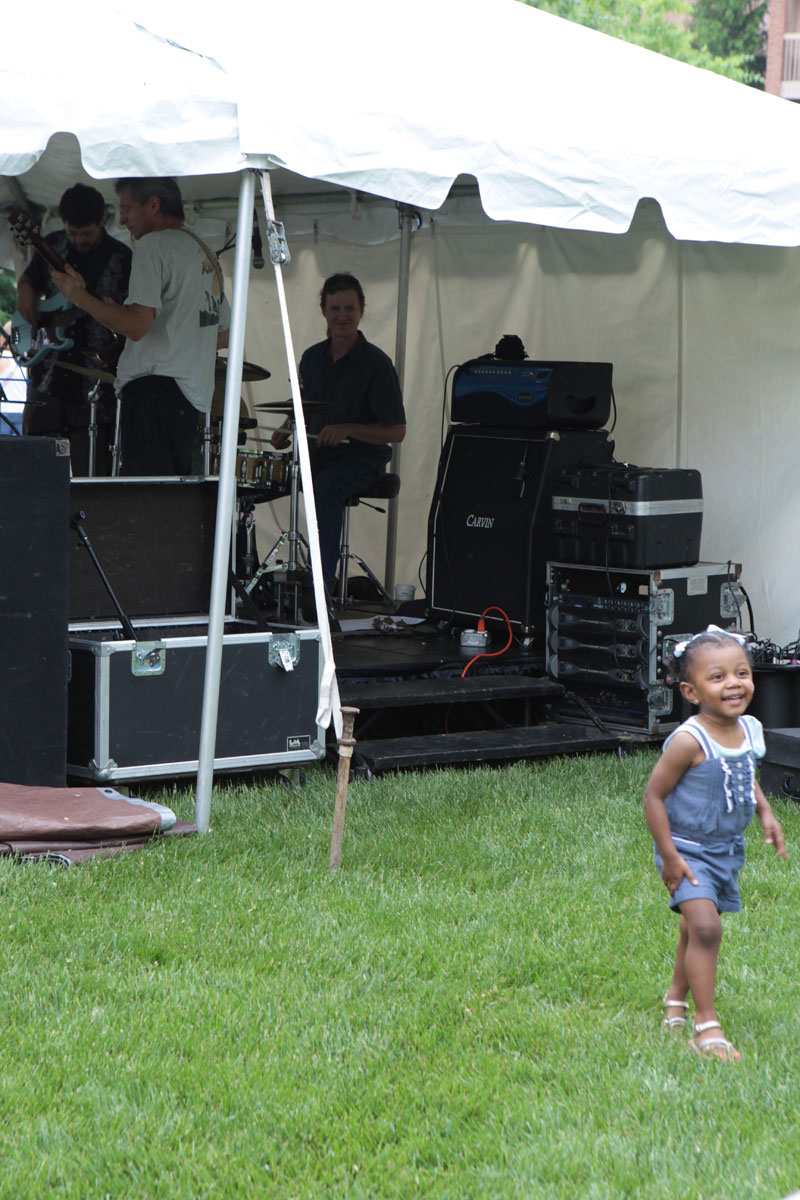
178, 227, 225, 300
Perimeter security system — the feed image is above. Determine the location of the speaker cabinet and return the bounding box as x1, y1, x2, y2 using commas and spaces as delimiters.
425, 427, 614, 638
0, 437, 70, 785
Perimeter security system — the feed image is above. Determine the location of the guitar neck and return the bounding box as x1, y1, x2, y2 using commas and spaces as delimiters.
9, 208, 68, 274
34, 239, 67, 274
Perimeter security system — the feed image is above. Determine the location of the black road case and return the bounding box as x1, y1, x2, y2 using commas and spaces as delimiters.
67, 623, 325, 783
551, 465, 703, 569
66, 478, 325, 782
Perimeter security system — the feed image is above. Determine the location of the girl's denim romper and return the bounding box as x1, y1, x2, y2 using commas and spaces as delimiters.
655, 714, 764, 913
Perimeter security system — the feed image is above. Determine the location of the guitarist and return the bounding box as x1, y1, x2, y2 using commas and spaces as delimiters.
15, 183, 132, 475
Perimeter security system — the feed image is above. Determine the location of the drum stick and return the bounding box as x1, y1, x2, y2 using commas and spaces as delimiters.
249, 428, 350, 444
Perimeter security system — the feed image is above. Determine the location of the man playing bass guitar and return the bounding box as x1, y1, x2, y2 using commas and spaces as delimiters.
14, 183, 131, 475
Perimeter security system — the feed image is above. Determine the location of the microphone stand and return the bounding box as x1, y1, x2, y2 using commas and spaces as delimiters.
70, 510, 137, 643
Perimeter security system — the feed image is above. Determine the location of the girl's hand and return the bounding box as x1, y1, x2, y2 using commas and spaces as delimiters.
661, 854, 699, 897
760, 811, 788, 859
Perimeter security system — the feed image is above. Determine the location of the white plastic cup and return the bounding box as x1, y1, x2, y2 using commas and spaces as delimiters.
394, 584, 416, 604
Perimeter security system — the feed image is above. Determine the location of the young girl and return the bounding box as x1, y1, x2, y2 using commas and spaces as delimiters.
643, 625, 787, 1061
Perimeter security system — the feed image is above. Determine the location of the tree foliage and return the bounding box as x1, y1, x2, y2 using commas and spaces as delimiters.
692, 0, 766, 85
524, 0, 763, 86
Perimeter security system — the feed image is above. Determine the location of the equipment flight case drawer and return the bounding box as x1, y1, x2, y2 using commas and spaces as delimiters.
65, 477, 325, 782
551, 465, 703, 569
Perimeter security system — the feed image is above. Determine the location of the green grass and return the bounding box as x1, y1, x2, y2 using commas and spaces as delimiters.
1, 751, 800, 1198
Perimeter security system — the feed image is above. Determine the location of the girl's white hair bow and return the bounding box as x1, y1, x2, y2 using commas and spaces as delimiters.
672, 624, 747, 659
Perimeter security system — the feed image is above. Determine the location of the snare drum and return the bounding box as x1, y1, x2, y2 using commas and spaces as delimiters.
236, 449, 289, 490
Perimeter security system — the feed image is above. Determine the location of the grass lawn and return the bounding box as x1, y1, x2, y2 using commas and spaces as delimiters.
1, 749, 799, 1199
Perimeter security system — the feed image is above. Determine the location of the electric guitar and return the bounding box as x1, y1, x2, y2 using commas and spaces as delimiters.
8, 208, 103, 369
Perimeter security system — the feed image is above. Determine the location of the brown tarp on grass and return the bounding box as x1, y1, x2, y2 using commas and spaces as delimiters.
0, 781, 196, 865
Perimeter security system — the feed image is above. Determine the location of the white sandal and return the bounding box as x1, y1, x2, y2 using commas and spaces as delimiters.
689, 1019, 740, 1062
662, 993, 689, 1031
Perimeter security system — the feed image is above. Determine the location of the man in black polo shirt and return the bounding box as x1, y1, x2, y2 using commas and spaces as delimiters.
274, 273, 405, 593
16, 183, 132, 475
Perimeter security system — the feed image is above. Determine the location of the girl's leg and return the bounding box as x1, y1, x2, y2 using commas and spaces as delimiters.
679, 897, 740, 1060
679, 897, 722, 1021
665, 912, 691, 1002
662, 913, 691, 1027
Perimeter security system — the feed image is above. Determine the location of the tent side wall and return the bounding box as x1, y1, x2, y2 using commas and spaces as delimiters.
236, 195, 799, 644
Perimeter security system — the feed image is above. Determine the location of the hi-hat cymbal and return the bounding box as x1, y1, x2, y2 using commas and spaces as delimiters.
215, 358, 270, 382
52, 360, 116, 385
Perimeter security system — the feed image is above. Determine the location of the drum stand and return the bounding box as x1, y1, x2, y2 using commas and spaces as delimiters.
243, 418, 311, 624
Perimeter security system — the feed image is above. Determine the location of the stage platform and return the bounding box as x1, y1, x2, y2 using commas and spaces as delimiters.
325, 609, 647, 775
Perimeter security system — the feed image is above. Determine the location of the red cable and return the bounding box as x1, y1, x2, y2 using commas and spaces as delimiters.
460, 606, 514, 678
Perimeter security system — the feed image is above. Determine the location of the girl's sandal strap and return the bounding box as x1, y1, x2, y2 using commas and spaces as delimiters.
690, 1035, 740, 1062
690, 1021, 741, 1061
662, 995, 689, 1030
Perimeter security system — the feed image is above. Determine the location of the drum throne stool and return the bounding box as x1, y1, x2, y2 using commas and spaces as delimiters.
335, 473, 401, 609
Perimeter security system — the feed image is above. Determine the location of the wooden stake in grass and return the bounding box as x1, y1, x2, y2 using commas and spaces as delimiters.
329, 706, 359, 871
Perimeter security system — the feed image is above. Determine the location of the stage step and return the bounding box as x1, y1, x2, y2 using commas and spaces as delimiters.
339, 673, 564, 709
353, 721, 619, 773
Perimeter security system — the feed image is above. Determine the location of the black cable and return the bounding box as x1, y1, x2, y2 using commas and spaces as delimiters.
607, 385, 618, 435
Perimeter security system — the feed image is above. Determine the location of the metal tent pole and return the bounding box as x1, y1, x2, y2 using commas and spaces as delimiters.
384, 203, 414, 597
195, 167, 257, 834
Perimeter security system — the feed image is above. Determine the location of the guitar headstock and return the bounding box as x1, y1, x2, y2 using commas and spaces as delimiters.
8, 207, 40, 247
8, 207, 68, 273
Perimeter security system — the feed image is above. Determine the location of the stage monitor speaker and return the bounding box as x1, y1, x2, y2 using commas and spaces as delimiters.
68, 478, 220, 622
0, 437, 70, 786
451, 359, 612, 429
426, 427, 614, 638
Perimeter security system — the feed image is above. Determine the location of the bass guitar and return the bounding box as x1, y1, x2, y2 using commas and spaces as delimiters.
8, 208, 95, 369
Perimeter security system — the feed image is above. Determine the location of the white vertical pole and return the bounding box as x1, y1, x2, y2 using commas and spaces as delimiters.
385, 203, 413, 595
195, 168, 255, 834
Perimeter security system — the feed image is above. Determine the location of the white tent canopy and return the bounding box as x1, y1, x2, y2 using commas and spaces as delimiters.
4, 0, 800, 816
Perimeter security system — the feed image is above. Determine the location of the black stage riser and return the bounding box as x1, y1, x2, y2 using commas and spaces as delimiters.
425, 427, 614, 637
0, 437, 70, 786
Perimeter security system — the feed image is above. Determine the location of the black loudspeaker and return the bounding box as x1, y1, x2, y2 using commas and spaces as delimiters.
0, 437, 70, 785
451, 360, 612, 429
426, 427, 614, 638
69, 479, 219, 622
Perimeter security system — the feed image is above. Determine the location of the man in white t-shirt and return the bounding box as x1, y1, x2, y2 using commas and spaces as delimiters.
52, 176, 229, 475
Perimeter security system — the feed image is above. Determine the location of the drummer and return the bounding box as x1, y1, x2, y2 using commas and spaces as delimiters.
272, 273, 405, 595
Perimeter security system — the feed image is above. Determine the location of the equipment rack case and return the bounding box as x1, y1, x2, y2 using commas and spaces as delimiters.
551, 465, 703, 570
546, 560, 744, 734
66, 478, 325, 782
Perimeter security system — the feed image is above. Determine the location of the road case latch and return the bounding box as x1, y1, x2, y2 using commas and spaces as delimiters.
131, 641, 166, 677
269, 633, 300, 672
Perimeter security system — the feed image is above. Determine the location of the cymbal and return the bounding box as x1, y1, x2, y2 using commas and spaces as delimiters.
52, 360, 116, 385
215, 358, 271, 382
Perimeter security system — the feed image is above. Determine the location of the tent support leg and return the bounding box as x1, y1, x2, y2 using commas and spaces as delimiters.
385, 203, 414, 598
195, 168, 255, 834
